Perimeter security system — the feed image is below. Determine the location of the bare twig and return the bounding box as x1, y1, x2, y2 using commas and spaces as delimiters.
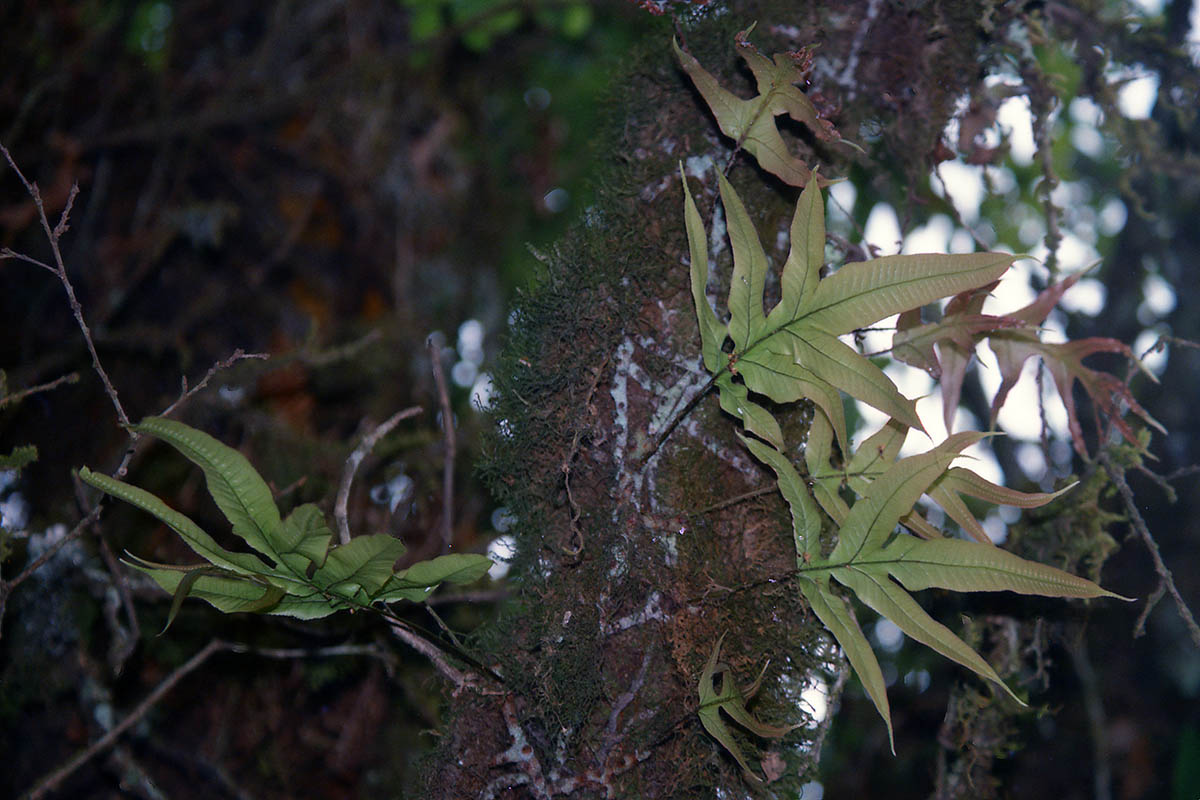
302, 328, 382, 368
560, 357, 608, 556
388, 621, 471, 691
2, 144, 131, 428
160, 348, 269, 418
23, 636, 400, 799
2, 505, 102, 597
334, 406, 422, 545
692, 484, 776, 516
427, 336, 456, 549
1068, 635, 1113, 800
97, 535, 140, 673
0, 247, 55, 272
222, 640, 400, 677
933, 165, 992, 251
1099, 451, 1200, 647
426, 588, 508, 607
25, 638, 227, 800
0, 371, 79, 410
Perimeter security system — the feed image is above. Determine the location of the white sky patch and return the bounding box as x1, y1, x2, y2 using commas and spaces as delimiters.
996, 95, 1037, 165
874, 618, 904, 653
1134, 329, 1169, 376
864, 202, 901, 254
1098, 197, 1128, 236
487, 534, 517, 579
827, 180, 857, 224
860, 312, 899, 356
988, 166, 1018, 197
1141, 273, 1177, 318
1015, 441, 1048, 480
471, 372, 494, 410
458, 318, 485, 364
1056, 232, 1101, 272
983, 258, 1039, 316
801, 679, 830, 723
1057, 277, 1106, 316
949, 227, 977, 253
935, 161, 985, 223
1070, 96, 1104, 126
902, 214, 953, 254
1071, 124, 1105, 158
1116, 72, 1160, 119
977, 343, 1070, 441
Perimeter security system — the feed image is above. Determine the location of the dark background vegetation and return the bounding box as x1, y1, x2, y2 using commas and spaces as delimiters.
1, 1, 1198, 798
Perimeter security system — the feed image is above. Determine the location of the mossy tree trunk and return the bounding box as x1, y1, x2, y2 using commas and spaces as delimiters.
421, 3, 1072, 796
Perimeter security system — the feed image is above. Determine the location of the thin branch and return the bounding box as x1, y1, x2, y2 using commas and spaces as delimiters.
1, 144, 130, 428
388, 621, 471, 691
427, 336, 456, 549
933, 164, 991, 251
334, 406, 422, 544
23, 637, 398, 799
1099, 451, 1200, 647
0, 247, 56, 272
3, 505, 102, 596
159, 349, 269, 418
692, 484, 777, 516
25, 638, 227, 800
633, 370, 719, 470
559, 357, 608, 556
0, 371, 79, 410
222, 640, 399, 678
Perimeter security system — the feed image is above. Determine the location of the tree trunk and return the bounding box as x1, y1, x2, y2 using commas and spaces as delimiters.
421, 3, 1057, 796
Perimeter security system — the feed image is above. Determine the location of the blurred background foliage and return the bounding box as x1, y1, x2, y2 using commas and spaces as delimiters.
1, 0, 1199, 798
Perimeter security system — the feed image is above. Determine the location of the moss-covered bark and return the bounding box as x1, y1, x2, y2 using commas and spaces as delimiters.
420, 3, 1061, 796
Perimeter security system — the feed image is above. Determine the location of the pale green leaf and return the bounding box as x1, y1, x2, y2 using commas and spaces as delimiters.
132, 417, 285, 568
377, 553, 493, 602
80, 467, 281, 578
788, 434, 1124, 743
719, 171, 768, 352
673, 33, 836, 186
803, 410, 850, 523
799, 579, 894, 753
312, 534, 408, 601
765, 174, 824, 330
785, 330, 923, 431
128, 560, 289, 618
878, 536, 1128, 599
697, 633, 795, 781
739, 433, 820, 559
277, 503, 335, 572
0, 444, 37, 470
829, 432, 984, 563
683, 169, 1013, 445
681, 166, 727, 373
716, 373, 783, 449
738, 341, 849, 452
800, 253, 1015, 336
833, 568, 1021, 704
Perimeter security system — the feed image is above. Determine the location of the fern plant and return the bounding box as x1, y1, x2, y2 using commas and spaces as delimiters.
682, 169, 1127, 755
79, 417, 491, 631
675, 28, 1136, 764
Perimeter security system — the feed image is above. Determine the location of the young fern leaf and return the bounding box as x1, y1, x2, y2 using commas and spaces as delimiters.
803, 413, 1073, 543
79, 418, 491, 624
673, 28, 839, 186
697, 633, 796, 781
893, 273, 1165, 455
682, 170, 1015, 452
754, 430, 1127, 751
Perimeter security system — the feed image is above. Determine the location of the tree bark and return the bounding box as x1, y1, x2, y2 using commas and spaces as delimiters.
421, 3, 1055, 796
